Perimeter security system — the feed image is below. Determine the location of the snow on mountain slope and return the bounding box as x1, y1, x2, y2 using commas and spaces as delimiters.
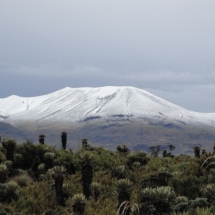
0, 86, 215, 128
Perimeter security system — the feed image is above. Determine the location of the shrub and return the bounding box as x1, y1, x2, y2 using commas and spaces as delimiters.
9, 173, 33, 187
67, 194, 87, 215
139, 186, 175, 214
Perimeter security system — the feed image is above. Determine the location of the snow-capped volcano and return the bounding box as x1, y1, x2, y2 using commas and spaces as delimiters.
1, 86, 215, 154
0, 86, 215, 129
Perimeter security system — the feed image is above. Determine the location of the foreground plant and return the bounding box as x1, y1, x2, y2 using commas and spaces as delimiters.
49, 165, 67, 206
44, 152, 55, 169
115, 178, 133, 215
2, 138, 16, 161
0, 164, 8, 183
139, 186, 175, 214
0, 181, 20, 202
111, 165, 126, 180
67, 193, 87, 215
90, 182, 101, 201
79, 151, 94, 199
10, 173, 33, 187
174, 196, 189, 213
117, 201, 140, 215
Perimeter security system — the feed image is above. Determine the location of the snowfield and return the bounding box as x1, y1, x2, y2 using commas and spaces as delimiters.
0, 86, 215, 128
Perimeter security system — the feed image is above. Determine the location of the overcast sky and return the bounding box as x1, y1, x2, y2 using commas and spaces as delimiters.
1, 1, 215, 113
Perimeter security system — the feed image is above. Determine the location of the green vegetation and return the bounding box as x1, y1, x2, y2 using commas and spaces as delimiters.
1, 136, 215, 214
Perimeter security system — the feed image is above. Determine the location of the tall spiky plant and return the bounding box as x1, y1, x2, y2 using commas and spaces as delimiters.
82, 138, 88, 149
114, 178, 133, 215
2, 138, 16, 161
90, 182, 101, 201
50, 165, 67, 206
39, 134, 45, 144
61, 131, 67, 150
117, 145, 130, 154
69, 193, 87, 215
0, 151, 6, 163
0, 164, 8, 183
79, 151, 94, 199
193, 145, 201, 158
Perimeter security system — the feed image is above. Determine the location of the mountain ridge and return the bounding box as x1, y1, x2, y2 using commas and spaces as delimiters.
1, 86, 215, 154
0, 86, 214, 127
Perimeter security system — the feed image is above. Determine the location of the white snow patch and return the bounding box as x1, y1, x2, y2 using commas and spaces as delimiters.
0, 86, 214, 127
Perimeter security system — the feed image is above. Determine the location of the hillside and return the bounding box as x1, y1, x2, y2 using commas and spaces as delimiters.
0, 122, 27, 142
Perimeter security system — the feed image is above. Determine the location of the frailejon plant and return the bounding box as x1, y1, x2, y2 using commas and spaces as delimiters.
0, 151, 6, 163
39, 134, 45, 144
67, 193, 87, 215
81, 138, 94, 151
114, 178, 133, 215
49, 165, 67, 206
90, 182, 101, 201
174, 196, 189, 213
5, 182, 20, 201
111, 165, 126, 180
175, 196, 188, 205
188, 198, 209, 211
37, 163, 45, 171
13, 153, 23, 168
139, 186, 175, 214
202, 183, 215, 202
79, 151, 94, 199
81, 138, 89, 150
193, 145, 201, 158
0, 181, 20, 203
44, 152, 55, 169
0, 164, 8, 183
117, 145, 130, 154
61, 131, 67, 150
2, 138, 16, 161
53, 150, 76, 175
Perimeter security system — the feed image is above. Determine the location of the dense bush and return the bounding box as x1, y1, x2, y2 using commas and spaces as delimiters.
0, 138, 215, 214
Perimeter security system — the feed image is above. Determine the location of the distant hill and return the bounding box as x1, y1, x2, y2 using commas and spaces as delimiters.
0, 122, 27, 142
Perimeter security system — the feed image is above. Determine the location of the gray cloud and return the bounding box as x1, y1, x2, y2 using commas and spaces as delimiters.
146, 85, 215, 113
3, 63, 215, 87
1, 0, 215, 112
